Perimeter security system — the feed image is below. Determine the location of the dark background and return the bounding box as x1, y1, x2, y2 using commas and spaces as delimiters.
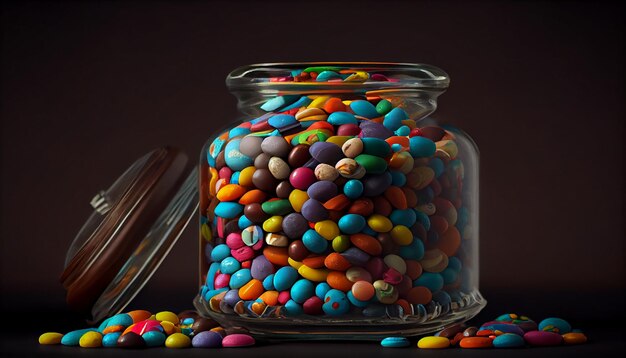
1, 0, 624, 356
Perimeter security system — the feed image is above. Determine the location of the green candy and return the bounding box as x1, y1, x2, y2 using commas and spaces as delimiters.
376, 99, 393, 115
292, 130, 330, 145
361, 138, 392, 157
354, 154, 388, 174
302, 66, 343, 73
261, 199, 293, 216
332, 235, 350, 252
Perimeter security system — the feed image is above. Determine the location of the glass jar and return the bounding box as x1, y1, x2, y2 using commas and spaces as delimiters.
195, 62, 484, 339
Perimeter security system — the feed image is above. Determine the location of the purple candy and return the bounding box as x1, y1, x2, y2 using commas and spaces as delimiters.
251, 255, 275, 280
192, 331, 223, 348
224, 289, 241, 307
282, 213, 309, 239
524, 331, 563, 346
341, 247, 370, 266
301, 199, 329, 222
365, 257, 386, 280
307, 181, 338, 202
359, 121, 394, 139
309, 141, 344, 165
222, 334, 255, 347
303, 157, 320, 170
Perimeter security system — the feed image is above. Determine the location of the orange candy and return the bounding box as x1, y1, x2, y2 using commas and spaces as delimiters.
238, 189, 266, 205
323, 194, 351, 211
384, 186, 408, 209
405, 260, 423, 280
323, 97, 347, 113
351, 281, 375, 301
459, 337, 493, 348
102, 325, 124, 334
349, 234, 382, 256
308, 121, 335, 132
259, 290, 279, 306
402, 187, 418, 208
385, 136, 409, 148
437, 226, 461, 257
326, 271, 354, 292
263, 247, 289, 266
406, 286, 432, 305
324, 253, 352, 271
127, 310, 152, 323
238, 279, 264, 300
302, 255, 327, 269
216, 184, 247, 202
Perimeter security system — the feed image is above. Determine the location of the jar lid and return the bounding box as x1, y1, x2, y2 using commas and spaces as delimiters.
59, 147, 198, 323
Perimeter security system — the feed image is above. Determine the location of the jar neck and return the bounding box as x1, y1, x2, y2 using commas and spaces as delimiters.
231, 88, 444, 123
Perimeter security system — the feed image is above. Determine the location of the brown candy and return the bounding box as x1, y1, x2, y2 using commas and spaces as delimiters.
463, 326, 478, 337
347, 198, 374, 216
420, 126, 446, 142
276, 180, 294, 199
438, 323, 467, 338
288, 144, 311, 168
117, 332, 145, 349
254, 153, 271, 169
372, 196, 392, 216
244, 203, 269, 223
288, 240, 309, 261
191, 317, 220, 334
252, 168, 277, 192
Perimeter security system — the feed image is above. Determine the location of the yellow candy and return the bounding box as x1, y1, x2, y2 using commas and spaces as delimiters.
208, 167, 219, 196
216, 184, 246, 201
201, 223, 212, 242
390, 225, 413, 246
436, 140, 458, 159
410, 166, 435, 190
238, 166, 256, 187
307, 95, 330, 109
563, 332, 587, 345
38, 332, 63, 345
165, 333, 191, 349
155, 311, 179, 324
367, 214, 393, 233
417, 336, 450, 349
315, 220, 340, 241
288, 189, 309, 212
343, 71, 369, 82
298, 265, 329, 282
79, 331, 102, 348
262, 216, 283, 233
160, 321, 177, 335
325, 136, 353, 147
332, 235, 350, 252
288, 257, 303, 269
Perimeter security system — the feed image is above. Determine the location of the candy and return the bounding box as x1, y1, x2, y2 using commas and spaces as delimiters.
459, 336, 493, 348
142, 331, 166, 347
222, 334, 255, 347
493, 333, 525, 348
192, 331, 223, 348
562, 332, 587, 345
39, 332, 63, 345
381, 336, 410, 348
524, 331, 563, 346
165, 333, 191, 348
538, 317, 572, 334
417, 336, 450, 349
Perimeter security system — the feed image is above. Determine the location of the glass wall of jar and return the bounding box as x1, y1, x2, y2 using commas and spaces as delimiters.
195, 63, 484, 339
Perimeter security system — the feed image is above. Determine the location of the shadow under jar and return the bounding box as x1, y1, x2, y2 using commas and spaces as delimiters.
195, 62, 484, 340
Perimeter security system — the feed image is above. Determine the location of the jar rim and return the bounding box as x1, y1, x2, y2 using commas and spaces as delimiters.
226, 62, 450, 91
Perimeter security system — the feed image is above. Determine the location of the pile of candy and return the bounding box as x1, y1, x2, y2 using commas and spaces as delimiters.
381, 314, 588, 349
199, 65, 478, 321
38, 310, 255, 348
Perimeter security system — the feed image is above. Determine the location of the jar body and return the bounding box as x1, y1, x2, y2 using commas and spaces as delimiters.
196, 64, 484, 339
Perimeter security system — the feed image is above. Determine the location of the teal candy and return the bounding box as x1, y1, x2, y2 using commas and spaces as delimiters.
316, 70, 342, 81
142, 331, 166, 347
238, 215, 254, 230
493, 333, 525, 348
107, 313, 133, 328
409, 136, 436, 158
102, 332, 121, 347
390, 209, 417, 227
389, 171, 407, 187
280, 96, 313, 111
290, 279, 315, 304
429, 158, 445, 178
375, 99, 392, 115
315, 282, 332, 299
97, 317, 111, 333
224, 139, 253, 171
230, 171, 240, 184
448, 257, 462, 271
338, 214, 366, 234
228, 127, 251, 138
283, 299, 303, 316
229, 269, 252, 289
347, 291, 369, 308
391, 143, 403, 152
327, 111, 358, 125
398, 237, 424, 260
361, 138, 391, 157
214, 202, 244, 219
210, 244, 231, 262
268, 114, 297, 128
260, 95, 300, 111
263, 274, 275, 290
414, 210, 431, 231
383, 107, 408, 131
350, 100, 380, 119
413, 272, 444, 292
381, 336, 410, 348
206, 262, 221, 289
60, 328, 98, 346
361, 226, 377, 236
538, 318, 572, 334
273, 266, 299, 291
441, 267, 458, 284
322, 289, 350, 316
204, 287, 228, 301
343, 180, 364, 199
302, 229, 328, 254
395, 125, 411, 136
220, 257, 241, 275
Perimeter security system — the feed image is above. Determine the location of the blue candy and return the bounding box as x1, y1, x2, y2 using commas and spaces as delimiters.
220, 257, 241, 275
205, 262, 220, 290
290, 279, 315, 304
413, 272, 444, 292
268, 114, 297, 128
142, 331, 166, 347
389, 171, 407, 187
398, 238, 424, 260
395, 125, 411, 136
210, 244, 231, 262
61, 329, 98, 346
381, 336, 410, 348
390, 209, 416, 227
315, 282, 332, 299
260, 95, 300, 112
102, 332, 121, 347
350, 100, 380, 119
346, 291, 369, 308
539, 317, 572, 334
327, 111, 358, 125
224, 139, 253, 171
283, 300, 303, 316
214, 202, 244, 219
204, 287, 228, 301
322, 289, 350, 316
229, 269, 252, 289
493, 333, 525, 348
409, 136, 436, 158
338, 214, 366, 234
316, 70, 342, 82
106, 313, 133, 328
382, 107, 408, 131
273, 266, 299, 291
263, 274, 275, 290
280, 96, 313, 111
343, 179, 364, 199
302, 229, 328, 254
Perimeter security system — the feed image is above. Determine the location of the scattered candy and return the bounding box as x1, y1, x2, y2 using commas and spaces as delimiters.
38, 332, 63, 345
381, 336, 410, 348
417, 336, 450, 349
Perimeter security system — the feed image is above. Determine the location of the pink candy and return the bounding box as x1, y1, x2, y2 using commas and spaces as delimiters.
222, 333, 255, 347
289, 167, 315, 190
231, 246, 254, 262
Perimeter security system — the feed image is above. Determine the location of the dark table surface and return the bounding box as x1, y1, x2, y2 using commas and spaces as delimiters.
2, 290, 624, 357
